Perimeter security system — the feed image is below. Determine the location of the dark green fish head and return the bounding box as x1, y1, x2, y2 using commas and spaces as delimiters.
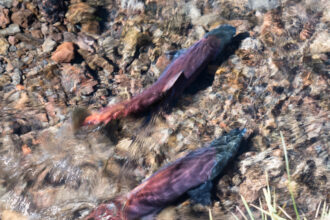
211, 128, 246, 153
208, 128, 246, 179
204, 24, 236, 44
204, 24, 236, 60
209, 128, 245, 174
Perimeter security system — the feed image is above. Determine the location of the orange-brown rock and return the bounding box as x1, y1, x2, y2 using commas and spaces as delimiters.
0, 7, 10, 28
155, 54, 171, 72
8, 36, 17, 45
11, 9, 34, 29
66, 2, 95, 24
81, 20, 100, 35
51, 42, 75, 63
30, 29, 43, 39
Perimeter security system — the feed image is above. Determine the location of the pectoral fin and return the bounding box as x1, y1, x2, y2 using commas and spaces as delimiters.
187, 181, 213, 205
162, 70, 184, 93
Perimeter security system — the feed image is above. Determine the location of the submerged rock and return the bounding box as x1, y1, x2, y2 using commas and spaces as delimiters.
121, 0, 145, 12
121, 26, 148, 67
51, 42, 75, 63
11, 68, 22, 85
0, 24, 20, 36
77, 49, 114, 74
81, 20, 100, 35
248, 0, 280, 10
0, 37, 9, 55
30, 29, 43, 39
309, 31, 330, 54
0, 0, 13, 8
11, 9, 34, 29
0, 7, 10, 28
38, 0, 66, 23
42, 37, 56, 53
2, 210, 28, 220
66, 2, 96, 25
60, 64, 97, 96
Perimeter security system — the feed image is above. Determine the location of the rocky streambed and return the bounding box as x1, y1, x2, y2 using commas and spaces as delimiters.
0, 0, 329, 219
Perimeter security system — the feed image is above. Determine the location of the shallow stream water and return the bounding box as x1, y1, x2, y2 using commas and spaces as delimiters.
0, 0, 329, 219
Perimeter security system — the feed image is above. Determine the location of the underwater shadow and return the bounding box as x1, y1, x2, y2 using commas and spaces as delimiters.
210, 131, 255, 202
184, 32, 250, 95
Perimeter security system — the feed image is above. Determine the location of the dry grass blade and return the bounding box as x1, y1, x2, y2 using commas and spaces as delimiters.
208, 208, 213, 220
280, 131, 291, 181
263, 188, 276, 219
259, 199, 266, 220
250, 203, 272, 216
250, 203, 287, 220
236, 205, 249, 220
320, 202, 330, 220
241, 195, 255, 220
277, 205, 293, 220
231, 211, 241, 220
315, 200, 322, 219
280, 131, 300, 220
